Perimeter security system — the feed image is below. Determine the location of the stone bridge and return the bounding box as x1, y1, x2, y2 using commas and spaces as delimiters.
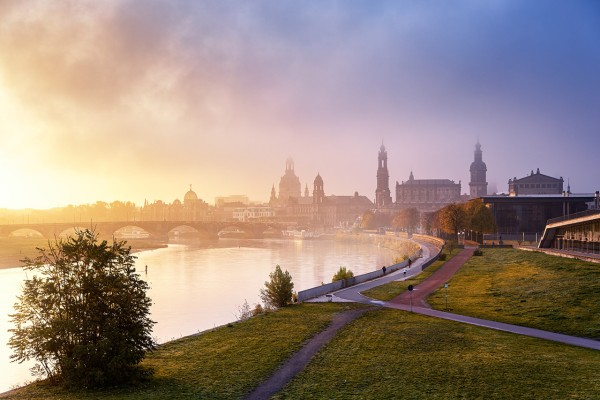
0, 221, 289, 240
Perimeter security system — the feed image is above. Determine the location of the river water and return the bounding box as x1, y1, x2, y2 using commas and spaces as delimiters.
0, 237, 397, 392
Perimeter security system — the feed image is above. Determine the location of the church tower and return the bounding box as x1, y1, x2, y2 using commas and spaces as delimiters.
375, 144, 392, 207
313, 173, 325, 204
469, 140, 488, 198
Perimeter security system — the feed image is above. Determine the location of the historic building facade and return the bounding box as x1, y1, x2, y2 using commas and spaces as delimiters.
375, 144, 393, 207
469, 140, 488, 198
140, 185, 211, 222
272, 157, 302, 205
395, 171, 462, 213
508, 169, 564, 196
269, 161, 373, 228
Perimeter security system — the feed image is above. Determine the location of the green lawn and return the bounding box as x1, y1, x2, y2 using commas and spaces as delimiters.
361, 251, 457, 301
428, 248, 600, 339
274, 308, 600, 399
1, 303, 366, 400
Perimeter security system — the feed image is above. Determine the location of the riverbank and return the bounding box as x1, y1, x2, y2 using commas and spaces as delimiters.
0, 237, 167, 270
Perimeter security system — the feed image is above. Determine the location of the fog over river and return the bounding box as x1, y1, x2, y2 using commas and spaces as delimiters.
0, 237, 398, 392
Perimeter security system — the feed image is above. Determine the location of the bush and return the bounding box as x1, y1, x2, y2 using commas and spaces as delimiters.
438, 253, 447, 261
8, 229, 155, 388
332, 266, 354, 283
260, 265, 294, 308
473, 249, 483, 256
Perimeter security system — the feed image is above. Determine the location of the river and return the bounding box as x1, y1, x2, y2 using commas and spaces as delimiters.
0, 237, 398, 392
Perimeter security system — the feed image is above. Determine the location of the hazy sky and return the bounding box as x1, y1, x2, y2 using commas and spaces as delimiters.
0, 0, 598, 209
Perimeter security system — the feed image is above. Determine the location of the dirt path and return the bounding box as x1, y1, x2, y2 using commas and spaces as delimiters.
244, 307, 371, 400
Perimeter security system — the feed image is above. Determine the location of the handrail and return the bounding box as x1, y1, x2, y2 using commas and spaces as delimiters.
546, 209, 600, 226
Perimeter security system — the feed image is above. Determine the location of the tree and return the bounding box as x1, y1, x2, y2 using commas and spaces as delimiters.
392, 208, 420, 233
438, 203, 467, 242
9, 229, 155, 388
260, 265, 294, 308
464, 199, 496, 236
360, 211, 376, 229
331, 266, 354, 283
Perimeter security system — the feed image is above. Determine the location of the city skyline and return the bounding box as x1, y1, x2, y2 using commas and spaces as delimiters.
1, 1, 599, 209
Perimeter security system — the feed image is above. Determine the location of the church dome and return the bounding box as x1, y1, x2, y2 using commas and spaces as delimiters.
314, 173, 323, 185
184, 185, 198, 204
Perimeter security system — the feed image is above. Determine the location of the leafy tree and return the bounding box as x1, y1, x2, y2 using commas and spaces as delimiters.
9, 229, 155, 388
438, 203, 467, 242
260, 265, 294, 308
464, 199, 496, 235
331, 266, 354, 283
360, 211, 376, 229
392, 208, 420, 233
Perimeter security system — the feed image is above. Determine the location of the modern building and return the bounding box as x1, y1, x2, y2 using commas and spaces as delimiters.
395, 171, 462, 213
482, 193, 595, 235
508, 169, 564, 196
538, 206, 600, 253
375, 144, 393, 207
469, 140, 487, 198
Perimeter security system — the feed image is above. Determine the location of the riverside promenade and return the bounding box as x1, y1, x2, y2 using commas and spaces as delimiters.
247, 242, 600, 399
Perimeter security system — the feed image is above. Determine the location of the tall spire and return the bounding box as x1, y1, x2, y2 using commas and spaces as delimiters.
469, 140, 487, 198
375, 144, 392, 207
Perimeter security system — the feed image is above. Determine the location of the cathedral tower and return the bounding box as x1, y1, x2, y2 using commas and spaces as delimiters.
313, 173, 325, 205
469, 140, 488, 198
375, 144, 392, 207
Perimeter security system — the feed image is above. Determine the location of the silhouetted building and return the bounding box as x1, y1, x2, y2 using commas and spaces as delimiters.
395, 171, 462, 212
469, 140, 487, 198
275, 157, 302, 205
375, 144, 392, 207
508, 169, 564, 196
273, 171, 373, 228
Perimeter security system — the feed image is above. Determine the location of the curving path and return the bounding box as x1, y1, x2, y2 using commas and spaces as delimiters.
244, 307, 372, 400
334, 244, 600, 351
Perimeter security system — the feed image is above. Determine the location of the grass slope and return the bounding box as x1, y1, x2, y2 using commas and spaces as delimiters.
275, 309, 600, 399
428, 248, 600, 339
1, 303, 365, 400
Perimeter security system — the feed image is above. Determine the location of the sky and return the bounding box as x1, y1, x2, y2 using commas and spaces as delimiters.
0, 0, 599, 209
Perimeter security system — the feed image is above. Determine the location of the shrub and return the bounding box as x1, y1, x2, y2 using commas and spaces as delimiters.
473, 249, 483, 256
438, 253, 447, 261
332, 266, 354, 283
8, 229, 155, 388
260, 265, 294, 308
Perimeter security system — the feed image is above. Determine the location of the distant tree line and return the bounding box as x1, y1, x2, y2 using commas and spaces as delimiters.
360, 199, 496, 241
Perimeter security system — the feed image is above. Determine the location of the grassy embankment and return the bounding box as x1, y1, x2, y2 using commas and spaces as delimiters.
6, 304, 600, 399
274, 309, 600, 399
2, 303, 365, 399
428, 248, 600, 339
361, 251, 458, 301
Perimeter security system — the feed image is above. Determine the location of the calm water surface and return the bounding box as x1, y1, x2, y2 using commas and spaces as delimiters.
0, 237, 396, 392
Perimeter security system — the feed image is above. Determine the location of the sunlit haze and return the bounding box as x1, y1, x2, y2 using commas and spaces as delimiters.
0, 1, 598, 210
